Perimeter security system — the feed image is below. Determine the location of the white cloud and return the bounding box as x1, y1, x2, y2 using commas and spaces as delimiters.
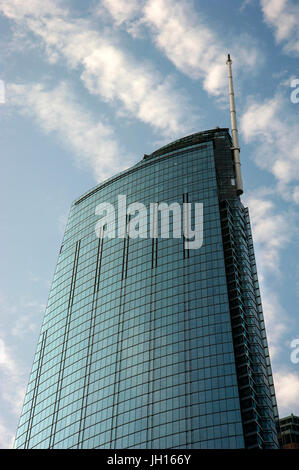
0, 335, 26, 415
240, 0, 254, 12
102, 0, 263, 97
99, 0, 141, 26
143, 0, 224, 91
0, 293, 47, 448
245, 192, 293, 273
260, 0, 299, 56
240, 92, 298, 365
0, 0, 196, 138
0, 419, 15, 449
244, 191, 295, 358
0, 0, 66, 21
259, 284, 289, 359
11, 301, 45, 339
8, 81, 132, 182
0, 292, 43, 340
240, 94, 299, 198
58, 211, 69, 235
274, 370, 299, 416
292, 186, 299, 204
96, 0, 145, 38
27, 272, 41, 283
0, 337, 19, 375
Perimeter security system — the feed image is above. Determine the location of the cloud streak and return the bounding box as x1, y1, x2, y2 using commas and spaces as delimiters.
260, 0, 299, 56
241, 85, 299, 414
241, 93, 299, 203
1, 0, 196, 138
8, 81, 132, 182
0, 0, 66, 20
245, 192, 294, 274
244, 188, 297, 413
0, 291, 52, 448
244, 190, 294, 359
274, 369, 299, 416
101, 0, 263, 97
0, 334, 26, 447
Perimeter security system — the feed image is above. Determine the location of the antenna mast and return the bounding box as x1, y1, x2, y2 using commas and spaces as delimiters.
226, 54, 243, 195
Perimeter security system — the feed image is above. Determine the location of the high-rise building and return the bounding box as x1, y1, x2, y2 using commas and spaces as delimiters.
14, 56, 280, 450
278, 414, 299, 449
14, 127, 279, 449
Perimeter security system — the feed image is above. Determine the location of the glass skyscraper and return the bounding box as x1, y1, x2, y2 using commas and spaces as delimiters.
14, 128, 279, 449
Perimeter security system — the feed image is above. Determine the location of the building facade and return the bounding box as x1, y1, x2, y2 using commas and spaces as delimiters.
278, 415, 299, 449
14, 128, 279, 449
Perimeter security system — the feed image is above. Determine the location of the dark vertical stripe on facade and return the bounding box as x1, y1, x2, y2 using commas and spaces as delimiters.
49, 239, 81, 448
77, 235, 104, 447
146, 248, 156, 446
148, 207, 158, 444
24, 330, 47, 448
151, 238, 155, 269
110, 229, 130, 447
151, 205, 158, 269
183, 193, 190, 259
183, 262, 191, 447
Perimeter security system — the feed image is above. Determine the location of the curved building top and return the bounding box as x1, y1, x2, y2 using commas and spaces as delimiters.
144, 127, 230, 161
73, 127, 231, 207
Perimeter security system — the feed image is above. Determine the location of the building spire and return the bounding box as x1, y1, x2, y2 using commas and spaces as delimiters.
226, 54, 243, 195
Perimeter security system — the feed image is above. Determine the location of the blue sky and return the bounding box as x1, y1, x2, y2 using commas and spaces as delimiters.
0, 0, 298, 448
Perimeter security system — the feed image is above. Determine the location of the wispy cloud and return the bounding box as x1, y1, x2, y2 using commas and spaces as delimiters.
101, 0, 263, 97
0, 334, 26, 447
245, 191, 294, 274
274, 369, 299, 416
260, 0, 299, 56
1, 0, 196, 138
244, 189, 297, 416
259, 283, 290, 359
244, 190, 295, 358
241, 86, 299, 411
99, 0, 141, 28
240, 93, 299, 203
0, 292, 44, 342
240, 0, 255, 12
0, 336, 19, 375
0, 292, 49, 448
8, 81, 132, 182
10, 301, 45, 339
0, 0, 66, 20
0, 419, 15, 449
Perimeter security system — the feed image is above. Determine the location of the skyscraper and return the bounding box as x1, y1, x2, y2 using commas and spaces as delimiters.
14, 127, 279, 449
14, 57, 279, 450
278, 415, 299, 448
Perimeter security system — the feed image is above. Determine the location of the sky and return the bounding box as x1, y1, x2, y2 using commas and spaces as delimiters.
0, 0, 298, 449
